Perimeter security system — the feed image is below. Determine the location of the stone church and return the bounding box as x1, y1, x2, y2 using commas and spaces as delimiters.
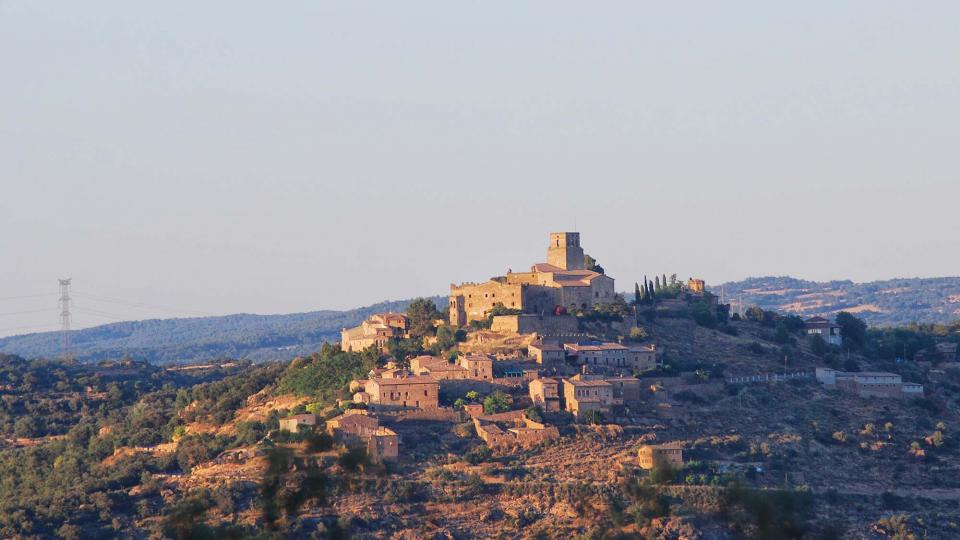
449, 232, 615, 326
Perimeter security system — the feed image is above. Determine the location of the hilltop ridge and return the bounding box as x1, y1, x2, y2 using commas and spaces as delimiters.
0, 297, 446, 364
717, 276, 960, 327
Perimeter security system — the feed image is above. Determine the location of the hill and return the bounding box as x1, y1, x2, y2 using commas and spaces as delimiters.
1, 312, 956, 538
716, 276, 960, 326
0, 297, 445, 364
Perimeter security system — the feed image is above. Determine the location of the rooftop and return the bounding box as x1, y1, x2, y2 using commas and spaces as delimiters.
369, 376, 438, 386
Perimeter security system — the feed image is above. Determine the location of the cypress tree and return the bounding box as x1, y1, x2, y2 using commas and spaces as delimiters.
655, 276, 661, 292
634, 282, 641, 305
663, 274, 668, 291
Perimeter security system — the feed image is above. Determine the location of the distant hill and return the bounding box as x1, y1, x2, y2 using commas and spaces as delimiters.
716, 276, 960, 326
0, 296, 446, 364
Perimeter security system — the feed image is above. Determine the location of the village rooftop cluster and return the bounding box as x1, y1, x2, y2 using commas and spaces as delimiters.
282, 232, 925, 469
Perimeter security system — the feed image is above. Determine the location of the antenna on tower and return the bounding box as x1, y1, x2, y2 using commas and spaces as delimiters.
58, 278, 72, 358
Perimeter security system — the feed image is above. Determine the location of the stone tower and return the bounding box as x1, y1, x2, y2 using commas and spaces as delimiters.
547, 232, 584, 270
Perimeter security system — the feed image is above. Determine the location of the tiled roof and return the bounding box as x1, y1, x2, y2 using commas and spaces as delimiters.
369, 376, 437, 386
564, 378, 612, 387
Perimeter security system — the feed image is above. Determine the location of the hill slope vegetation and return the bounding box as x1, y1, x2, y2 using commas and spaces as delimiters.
0, 297, 445, 364
717, 276, 960, 326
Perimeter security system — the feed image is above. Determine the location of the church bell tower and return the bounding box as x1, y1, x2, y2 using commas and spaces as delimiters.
547, 232, 585, 270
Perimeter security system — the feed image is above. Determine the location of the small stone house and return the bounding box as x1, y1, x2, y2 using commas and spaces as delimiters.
278, 413, 318, 434
528, 341, 566, 365
561, 377, 614, 417
638, 443, 684, 470
529, 377, 561, 412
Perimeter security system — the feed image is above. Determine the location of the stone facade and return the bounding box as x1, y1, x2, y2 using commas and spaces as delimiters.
529, 377, 561, 412
562, 377, 614, 417
816, 367, 923, 398
564, 341, 660, 373
805, 316, 842, 346
472, 410, 560, 451
326, 410, 380, 441
355, 376, 439, 410
687, 278, 706, 295
490, 314, 579, 335
638, 443, 684, 470
325, 410, 398, 462
629, 344, 660, 372
528, 341, 566, 365
341, 312, 409, 353
450, 232, 616, 326
278, 413, 318, 434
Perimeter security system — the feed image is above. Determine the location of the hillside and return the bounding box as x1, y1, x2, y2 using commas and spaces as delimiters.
0, 297, 445, 364
716, 276, 960, 327
1, 312, 957, 538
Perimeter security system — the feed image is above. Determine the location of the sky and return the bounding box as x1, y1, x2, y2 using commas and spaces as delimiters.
1, 1, 958, 337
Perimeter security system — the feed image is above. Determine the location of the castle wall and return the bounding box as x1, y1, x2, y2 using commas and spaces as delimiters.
490, 314, 579, 334
449, 281, 525, 325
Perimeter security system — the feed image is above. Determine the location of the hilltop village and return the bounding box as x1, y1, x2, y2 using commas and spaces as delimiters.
332, 233, 689, 460
6, 232, 959, 539
326, 233, 928, 473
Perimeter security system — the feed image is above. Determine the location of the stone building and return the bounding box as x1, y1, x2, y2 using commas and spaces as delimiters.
816, 367, 923, 398
408, 354, 494, 381
278, 413, 318, 434
566, 340, 660, 372
472, 410, 560, 451
449, 232, 616, 326
605, 375, 643, 404
325, 410, 398, 462
490, 313, 579, 335
326, 409, 380, 441
341, 312, 409, 353
353, 375, 439, 410
687, 278, 706, 295
459, 354, 494, 380
805, 316, 843, 346
565, 341, 631, 369
628, 344, 660, 373
529, 377, 561, 412
528, 341, 566, 365
638, 443, 684, 470
561, 377, 614, 418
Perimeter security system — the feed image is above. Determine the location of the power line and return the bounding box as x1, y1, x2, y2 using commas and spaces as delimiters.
74, 307, 136, 321
72, 291, 214, 317
0, 308, 57, 317
0, 324, 60, 333
0, 293, 58, 302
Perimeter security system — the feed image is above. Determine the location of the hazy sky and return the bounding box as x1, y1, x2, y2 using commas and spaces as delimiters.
2, 1, 958, 337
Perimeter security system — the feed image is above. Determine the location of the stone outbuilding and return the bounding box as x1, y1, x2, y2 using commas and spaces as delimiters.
638, 443, 684, 470
278, 413, 318, 434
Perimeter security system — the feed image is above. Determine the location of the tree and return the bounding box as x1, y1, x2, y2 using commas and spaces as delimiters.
810, 334, 827, 357
581, 409, 603, 425
629, 327, 648, 342
836, 311, 867, 349
584, 254, 604, 274
482, 391, 511, 414
433, 325, 457, 353
654, 276, 661, 292
634, 283, 642, 305
406, 298, 441, 339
